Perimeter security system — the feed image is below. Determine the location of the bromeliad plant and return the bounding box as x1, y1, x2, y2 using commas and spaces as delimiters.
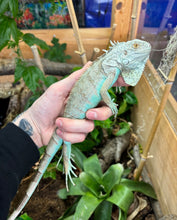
58, 154, 156, 220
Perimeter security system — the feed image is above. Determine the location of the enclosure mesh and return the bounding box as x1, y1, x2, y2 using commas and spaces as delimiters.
158, 26, 177, 82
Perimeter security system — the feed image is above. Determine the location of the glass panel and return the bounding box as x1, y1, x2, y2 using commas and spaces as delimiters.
137, 0, 177, 100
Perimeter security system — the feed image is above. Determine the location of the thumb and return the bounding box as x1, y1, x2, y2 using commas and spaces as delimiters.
60, 61, 92, 93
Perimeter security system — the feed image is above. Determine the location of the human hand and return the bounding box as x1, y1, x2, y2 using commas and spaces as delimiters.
13, 62, 128, 148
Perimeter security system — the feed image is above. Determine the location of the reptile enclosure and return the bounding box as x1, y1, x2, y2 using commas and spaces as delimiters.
0, 0, 177, 217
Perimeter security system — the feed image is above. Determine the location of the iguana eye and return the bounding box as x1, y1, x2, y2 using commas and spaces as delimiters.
133, 43, 139, 49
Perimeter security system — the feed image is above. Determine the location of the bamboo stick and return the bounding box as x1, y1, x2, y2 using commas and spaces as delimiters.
31, 45, 45, 74
66, 0, 87, 65
134, 54, 177, 180
129, 0, 142, 40
31, 45, 47, 91
106, 23, 117, 50
90, 48, 100, 61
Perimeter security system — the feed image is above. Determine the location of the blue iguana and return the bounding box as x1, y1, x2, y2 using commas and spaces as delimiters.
9, 39, 151, 220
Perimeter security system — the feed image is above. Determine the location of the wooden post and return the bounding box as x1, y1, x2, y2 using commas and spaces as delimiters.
66, 0, 87, 65
111, 0, 133, 41
129, 0, 142, 40
106, 23, 117, 49
134, 54, 177, 180
90, 48, 100, 61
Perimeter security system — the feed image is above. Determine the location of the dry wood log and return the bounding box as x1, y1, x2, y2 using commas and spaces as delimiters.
99, 131, 132, 171
0, 58, 80, 76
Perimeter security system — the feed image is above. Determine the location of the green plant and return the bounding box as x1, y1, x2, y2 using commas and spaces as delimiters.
58, 154, 156, 220
16, 212, 32, 220
44, 88, 138, 180
0, 1, 60, 108
44, 37, 71, 62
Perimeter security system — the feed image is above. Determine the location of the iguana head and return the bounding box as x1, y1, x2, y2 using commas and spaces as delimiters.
109, 39, 151, 86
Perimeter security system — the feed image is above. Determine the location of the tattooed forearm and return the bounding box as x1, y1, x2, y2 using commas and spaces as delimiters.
19, 119, 33, 136
12, 111, 42, 147
13, 112, 24, 123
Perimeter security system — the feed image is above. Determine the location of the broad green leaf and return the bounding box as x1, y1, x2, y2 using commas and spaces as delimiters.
23, 33, 49, 50
102, 164, 124, 194
8, 18, 19, 43
124, 91, 138, 105
0, 0, 8, 15
74, 192, 103, 220
71, 145, 87, 170
14, 58, 26, 82
117, 99, 128, 116
119, 86, 127, 93
0, 15, 22, 50
44, 37, 71, 63
16, 212, 32, 220
9, 0, 18, 17
118, 208, 127, 220
72, 139, 96, 152
0, 16, 13, 48
80, 172, 101, 197
22, 66, 45, 93
58, 188, 68, 200
94, 201, 112, 220
120, 179, 157, 199
38, 145, 46, 156
43, 161, 58, 180
58, 178, 87, 199
59, 216, 74, 220
71, 66, 82, 73
24, 92, 42, 110
90, 128, 99, 141
83, 154, 103, 183
107, 184, 134, 213
44, 75, 58, 88
95, 118, 113, 129
0, 39, 8, 51
115, 122, 130, 136
58, 198, 79, 220
108, 87, 117, 100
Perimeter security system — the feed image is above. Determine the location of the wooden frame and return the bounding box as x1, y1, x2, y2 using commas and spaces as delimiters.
131, 61, 177, 215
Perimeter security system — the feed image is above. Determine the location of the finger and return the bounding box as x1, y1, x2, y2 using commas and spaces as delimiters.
56, 129, 87, 143
86, 105, 113, 121
56, 117, 94, 133
113, 75, 129, 87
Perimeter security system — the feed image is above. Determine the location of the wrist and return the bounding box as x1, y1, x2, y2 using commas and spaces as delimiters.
12, 110, 43, 148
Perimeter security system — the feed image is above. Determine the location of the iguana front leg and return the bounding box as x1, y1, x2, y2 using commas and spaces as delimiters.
100, 68, 121, 117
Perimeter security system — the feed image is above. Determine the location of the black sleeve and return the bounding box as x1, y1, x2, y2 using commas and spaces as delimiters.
0, 123, 40, 220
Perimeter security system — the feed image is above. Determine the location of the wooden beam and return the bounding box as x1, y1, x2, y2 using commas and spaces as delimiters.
111, 0, 133, 41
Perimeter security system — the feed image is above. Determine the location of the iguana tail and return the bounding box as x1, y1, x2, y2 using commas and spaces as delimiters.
8, 133, 63, 220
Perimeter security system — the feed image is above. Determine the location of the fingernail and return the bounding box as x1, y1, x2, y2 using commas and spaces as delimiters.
87, 111, 97, 119
57, 120, 63, 128
56, 128, 63, 137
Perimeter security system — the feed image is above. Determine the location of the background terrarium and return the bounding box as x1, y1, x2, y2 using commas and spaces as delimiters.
0, 0, 177, 219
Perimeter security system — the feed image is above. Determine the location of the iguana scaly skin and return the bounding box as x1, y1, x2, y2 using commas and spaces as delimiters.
9, 39, 151, 219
